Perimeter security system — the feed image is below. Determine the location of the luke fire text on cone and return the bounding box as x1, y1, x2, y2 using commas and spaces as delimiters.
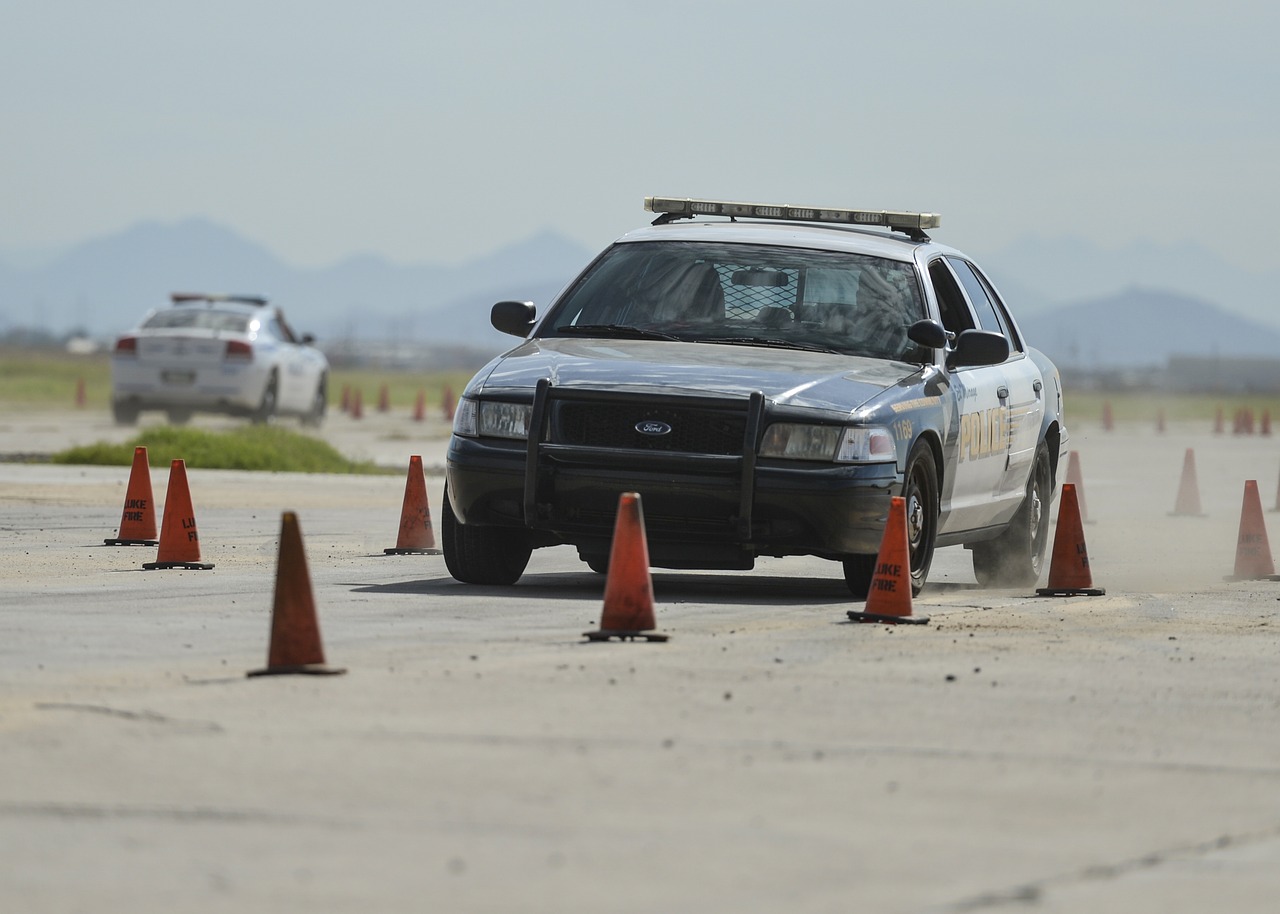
1036, 483, 1104, 596
848, 495, 929, 625
384, 455, 440, 554
249, 512, 345, 677
105, 446, 158, 546
142, 459, 213, 570
584, 492, 668, 642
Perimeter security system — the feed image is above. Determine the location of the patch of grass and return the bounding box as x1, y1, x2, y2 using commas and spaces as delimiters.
0, 350, 112, 408
53, 425, 386, 473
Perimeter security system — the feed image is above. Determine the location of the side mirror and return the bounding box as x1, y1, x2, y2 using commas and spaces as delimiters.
492, 300, 537, 338
948, 329, 1010, 368
301, 332, 316, 345
907, 319, 948, 349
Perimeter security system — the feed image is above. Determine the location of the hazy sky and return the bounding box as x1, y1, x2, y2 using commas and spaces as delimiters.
3, 1, 1277, 271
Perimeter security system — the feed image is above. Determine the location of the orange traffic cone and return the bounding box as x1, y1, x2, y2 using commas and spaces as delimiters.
351, 389, 364, 420
1064, 450, 1090, 523
1169, 448, 1206, 517
584, 492, 668, 642
412, 390, 426, 422
441, 385, 456, 421
1101, 401, 1114, 431
75, 377, 86, 408
1214, 406, 1224, 435
1036, 483, 1105, 596
384, 455, 440, 554
377, 384, 390, 412
847, 496, 929, 624
248, 512, 345, 677
1226, 480, 1280, 581
142, 459, 214, 570
105, 446, 158, 546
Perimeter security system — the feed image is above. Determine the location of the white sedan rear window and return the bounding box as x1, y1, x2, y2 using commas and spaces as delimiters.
143, 310, 251, 333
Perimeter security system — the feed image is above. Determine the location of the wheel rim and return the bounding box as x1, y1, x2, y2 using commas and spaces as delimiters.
1028, 456, 1051, 572
905, 459, 934, 576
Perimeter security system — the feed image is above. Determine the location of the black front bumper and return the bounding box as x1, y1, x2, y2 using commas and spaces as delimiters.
446, 384, 898, 568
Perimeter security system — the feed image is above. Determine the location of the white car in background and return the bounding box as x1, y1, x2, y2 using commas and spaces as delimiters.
110, 293, 329, 426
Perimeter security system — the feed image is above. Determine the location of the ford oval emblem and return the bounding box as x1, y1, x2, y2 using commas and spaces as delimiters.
636, 420, 672, 437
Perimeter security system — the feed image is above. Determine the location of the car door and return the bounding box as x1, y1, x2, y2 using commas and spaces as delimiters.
928, 258, 1010, 533
946, 257, 1044, 518
269, 310, 317, 412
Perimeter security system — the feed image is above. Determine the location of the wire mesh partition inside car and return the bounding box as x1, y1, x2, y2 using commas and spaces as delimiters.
715, 264, 799, 319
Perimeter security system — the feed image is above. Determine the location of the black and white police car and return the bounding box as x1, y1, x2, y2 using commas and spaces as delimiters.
110, 293, 329, 427
444, 196, 1067, 596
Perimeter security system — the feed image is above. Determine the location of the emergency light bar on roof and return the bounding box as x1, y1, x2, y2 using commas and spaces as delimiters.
170, 292, 269, 307
644, 196, 940, 239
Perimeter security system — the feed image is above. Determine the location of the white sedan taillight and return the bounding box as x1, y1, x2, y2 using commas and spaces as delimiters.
224, 340, 253, 361
114, 336, 138, 357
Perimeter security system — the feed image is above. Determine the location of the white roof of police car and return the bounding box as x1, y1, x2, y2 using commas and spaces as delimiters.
614, 219, 964, 264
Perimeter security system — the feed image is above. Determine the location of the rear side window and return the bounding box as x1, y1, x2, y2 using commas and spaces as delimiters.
947, 257, 1018, 350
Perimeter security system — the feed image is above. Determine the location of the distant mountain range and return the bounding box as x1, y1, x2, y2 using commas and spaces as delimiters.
1, 218, 1276, 367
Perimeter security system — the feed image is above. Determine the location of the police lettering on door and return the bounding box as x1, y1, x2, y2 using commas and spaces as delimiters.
959, 406, 1009, 462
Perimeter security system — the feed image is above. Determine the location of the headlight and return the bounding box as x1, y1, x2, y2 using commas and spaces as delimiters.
454, 397, 533, 440
760, 423, 896, 463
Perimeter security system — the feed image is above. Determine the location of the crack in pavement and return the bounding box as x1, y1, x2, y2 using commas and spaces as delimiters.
34, 701, 223, 732
939, 823, 1280, 911
0, 800, 352, 828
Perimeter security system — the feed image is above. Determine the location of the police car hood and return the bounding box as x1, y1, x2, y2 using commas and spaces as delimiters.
476, 338, 923, 414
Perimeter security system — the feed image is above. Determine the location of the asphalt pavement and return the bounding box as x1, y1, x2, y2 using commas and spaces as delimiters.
2, 408, 1279, 913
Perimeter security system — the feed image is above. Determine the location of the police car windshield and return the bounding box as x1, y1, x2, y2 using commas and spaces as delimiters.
542, 240, 927, 361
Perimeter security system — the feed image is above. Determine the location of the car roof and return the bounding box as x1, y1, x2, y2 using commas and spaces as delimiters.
613, 219, 963, 263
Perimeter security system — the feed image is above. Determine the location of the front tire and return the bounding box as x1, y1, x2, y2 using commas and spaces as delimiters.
842, 553, 876, 599
441, 483, 532, 585
111, 401, 139, 426
972, 440, 1052, 587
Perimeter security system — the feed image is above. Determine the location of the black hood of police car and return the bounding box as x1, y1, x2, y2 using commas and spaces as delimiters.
471, 337, 934, 415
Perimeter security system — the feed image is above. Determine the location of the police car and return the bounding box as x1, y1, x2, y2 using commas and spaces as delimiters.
110, 293, 329, 426
443, 197, 1067, 595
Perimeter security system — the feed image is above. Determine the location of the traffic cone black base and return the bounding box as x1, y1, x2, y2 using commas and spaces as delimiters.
846, 610, 930, 625
106, 537, 158, 546
248, 664, 345, 677
1034, 585, 1106, 597
143, 560, 215, 570
584, 630, 670, 642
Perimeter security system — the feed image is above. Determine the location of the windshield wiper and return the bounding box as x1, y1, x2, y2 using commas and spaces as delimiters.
697, 336, 841, 355
557, 324, 682, 341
